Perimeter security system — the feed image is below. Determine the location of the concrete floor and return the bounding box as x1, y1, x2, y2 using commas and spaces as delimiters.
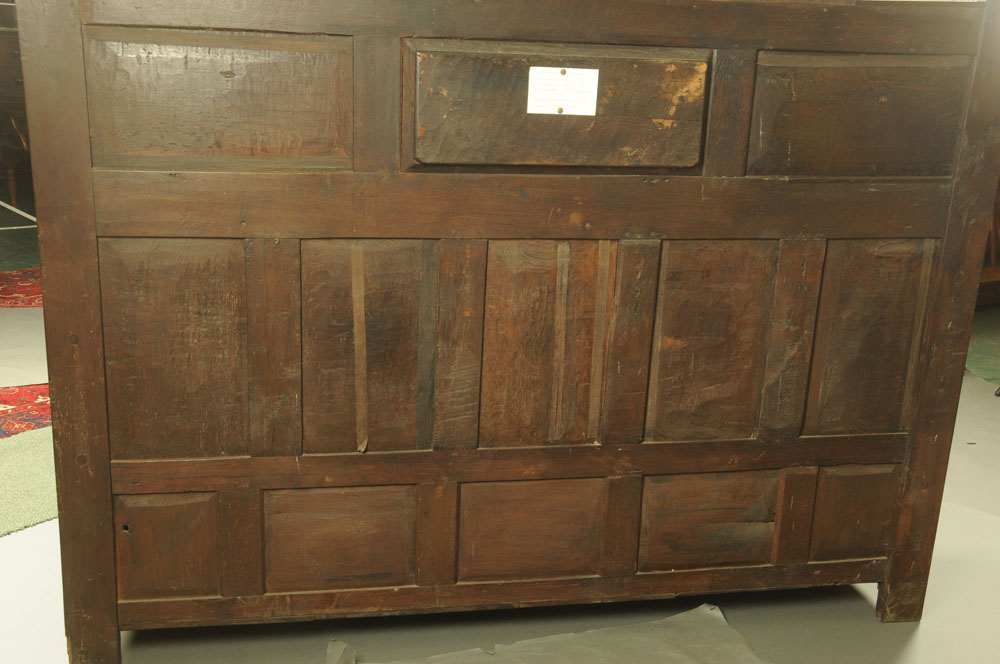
1, 296, 998, 663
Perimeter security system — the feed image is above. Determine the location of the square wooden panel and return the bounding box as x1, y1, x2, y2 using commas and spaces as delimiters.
301, 240, 486, 452
407, 40, 709, 168
748, 53, 970, 176
114, 493, 221, 600
84, 27, 353, 170
810, 465, 899, 562
804, 240, 936, 435
99, 239, 249, 460
639, 471, 780, 571
264, 486, 418, 592
458, 479, 604, 581
645, 240, 779, 441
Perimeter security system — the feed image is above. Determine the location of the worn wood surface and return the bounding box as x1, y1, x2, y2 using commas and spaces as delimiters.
879, 0, 1000, 623
22, 0, 1000, 655
748, 54, 971, 176
92, 172, 953, 240
410, 41, 708, 168
17, 0, 121, 659
84, 27, 353, 171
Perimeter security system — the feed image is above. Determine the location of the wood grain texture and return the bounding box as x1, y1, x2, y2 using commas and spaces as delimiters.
804, 240, 937, 436
702, 49, 756, 176
416, 482, 459, 586
16, 0, 121, 658
433, 241, 487, 449
245, 239, 302, 457
458, 479, 605, 581
99, 239, 249, 459
748, 54, 971, 177
84, 27, 353, 170
639, 471, 780, 571
301, 241, 357, 452
810, 465, 899, 562
111, 435, 909, 495
81, 0, 983, 56
264, 486, 418, 592
354, 35, 400, 171
880, 0, 1000, 623
480, 241, 608, 446
600, 240, 660, 444
771, 467, 819, 565
219, 490, 264, 598
410, 40, 708, 168
303, 240, 482, 452
114, 493, 222, 600
645, 240, 778, 441
118, 558, 886, 630
758, 240, 826, 442
600, 475, 643, 577
92, 172, 953, 241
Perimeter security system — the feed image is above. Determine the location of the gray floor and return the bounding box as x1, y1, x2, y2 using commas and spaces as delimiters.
1, 303, 998, 663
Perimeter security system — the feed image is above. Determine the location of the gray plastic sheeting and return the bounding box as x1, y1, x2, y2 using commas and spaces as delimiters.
328, 604, 767, 664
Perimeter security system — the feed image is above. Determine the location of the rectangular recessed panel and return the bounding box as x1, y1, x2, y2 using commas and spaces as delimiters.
114, 493, 221, 600
85, 27, 353, 170
302, 240, 485, 452
748, 53, 970, 176
804, 240, 935, 435
810, 466, 899, 561
265, 486, 417, 592
409, 40, 709, 167
100, 239, 248, 459
458, 479, 604, 581
639, 471, 780, 571
645, 241, 778, 441
479, 240, 614, 446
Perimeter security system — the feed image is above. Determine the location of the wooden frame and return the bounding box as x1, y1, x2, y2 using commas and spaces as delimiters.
17, 1, 1000, 661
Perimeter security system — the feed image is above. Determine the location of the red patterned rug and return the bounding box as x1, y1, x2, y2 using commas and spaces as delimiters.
0, 267, 43, 307
0, 384, 51, 438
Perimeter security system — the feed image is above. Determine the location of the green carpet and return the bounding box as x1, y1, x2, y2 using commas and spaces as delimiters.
967, 305, 1000, 385
0, 427, 57, 537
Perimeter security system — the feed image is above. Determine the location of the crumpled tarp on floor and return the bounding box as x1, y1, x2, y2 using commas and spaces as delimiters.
328, 604, 767, 664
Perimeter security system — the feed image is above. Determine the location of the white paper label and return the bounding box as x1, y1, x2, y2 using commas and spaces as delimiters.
526, 67, 600, 116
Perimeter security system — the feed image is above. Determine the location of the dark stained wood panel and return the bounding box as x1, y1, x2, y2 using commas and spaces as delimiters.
433, 241, 487, 449
303, 240, 485, 452
458, 479, 604, 581
218, 490, 264, 598
301, 242, 357, 453
112, 434, 908, 495
99, 239, 249, 459
114, 493, 221, 600
480, 240, 613, 446
416, 482, 459, 586
771, 467, 819, 565
645, 240, 778, 441
119, 558, 888, 630
758, 240, 826, 442
245, 239, 301, 457
748, 54, 971, 176
17, 0, 122, 658
639, 471, 780, 571
264, 486, 418, 592
804, 240, 937, 436
84, 27, 353, 170
600, 241, 660, 444
80, 0, 984, 56
702, 49, 756, 176
409, 40, 708, 168
811, 465, 899, 562
92, 171, 954, 241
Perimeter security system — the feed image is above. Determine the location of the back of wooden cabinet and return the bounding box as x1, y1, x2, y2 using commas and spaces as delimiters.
18, 0, 1000, 659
